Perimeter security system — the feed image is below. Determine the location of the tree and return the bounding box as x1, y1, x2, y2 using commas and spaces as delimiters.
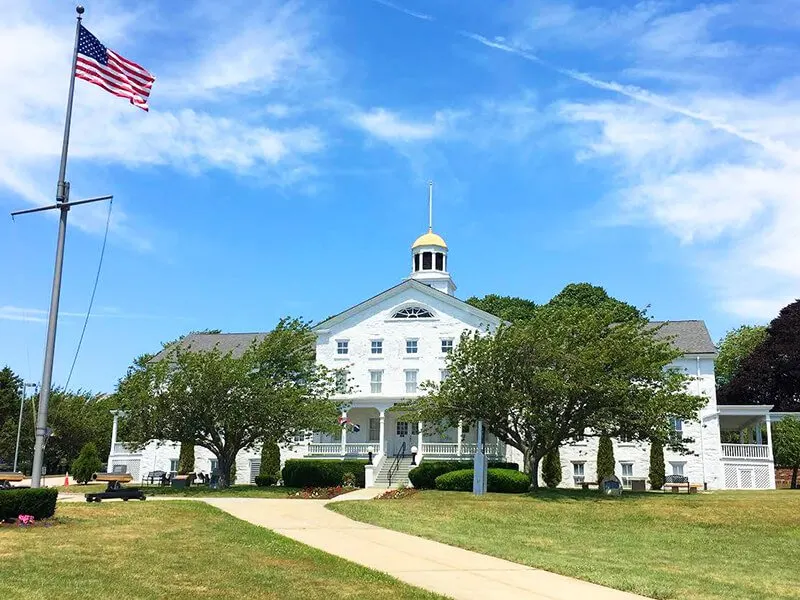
71, 442, 102, 484
649, 440, 665, 490
542, 447, 562, 488
548, 283, 641, 323
720, 300, 800, 411
773, 417, 800, 489
715, 325, 767, 389
178, 441, 194, 474
402, 294, 705, 490
116, 318, 341, 488
260, 440, 281, 484
596, 434, 615, 483
465, 294, 538, 322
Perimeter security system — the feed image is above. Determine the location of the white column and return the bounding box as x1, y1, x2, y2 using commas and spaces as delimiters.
340, 410, 347, 456
457, 420, 463, 457
756, 425, 763, 445
417, 421, 423, 457
107, 411, 120, 473
379, 409, 386, 456
766, 414, 776, 489
739, 430, 746, 444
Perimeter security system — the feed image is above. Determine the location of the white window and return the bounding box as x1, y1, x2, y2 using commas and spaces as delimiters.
405, 370, 418, 393
411, 422, 420, 436
573, 462, 585, 486
293, 431, 306, 443
396, 421, 409, 436
440, 369, 450, 382
336, 340, 349, 355
619, 434, 633, 444
368, 418, 380, 442
393, 306, 433, 319
620, 462, 633, 487
671, 462, 685, 477
370, 370, 383, 394
371, 340, 383, 354
441, 339, 453, 353
209, 459, 218, 473
406, 339, 418, 354
671, 418, 684, 442
169, 459, 179, 473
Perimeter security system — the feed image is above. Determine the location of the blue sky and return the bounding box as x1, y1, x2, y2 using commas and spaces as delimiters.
1, 0, 798, 393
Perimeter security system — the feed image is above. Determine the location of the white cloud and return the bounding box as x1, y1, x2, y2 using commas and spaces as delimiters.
351, 108, 454, 142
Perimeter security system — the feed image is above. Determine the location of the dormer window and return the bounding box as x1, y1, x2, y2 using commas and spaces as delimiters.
392, 306, 433, 319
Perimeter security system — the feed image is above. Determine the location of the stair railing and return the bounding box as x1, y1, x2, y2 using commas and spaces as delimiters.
387, 442, 406, 487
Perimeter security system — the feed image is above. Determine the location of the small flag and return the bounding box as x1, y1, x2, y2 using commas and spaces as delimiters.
75, 25, 155, 111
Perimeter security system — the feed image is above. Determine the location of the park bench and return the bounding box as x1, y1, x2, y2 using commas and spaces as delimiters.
580, 481, 600, 490
144, 470, 168, 486
0, 472, 25, 490
664, 475, 702, 494
85, 473, 146, 503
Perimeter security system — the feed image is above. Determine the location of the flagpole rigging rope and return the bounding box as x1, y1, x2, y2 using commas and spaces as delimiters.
64, 198, 113, 391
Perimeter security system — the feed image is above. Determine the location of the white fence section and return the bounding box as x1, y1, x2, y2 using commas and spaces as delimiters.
421, 442, 503, 458
721, 444, 771, 459
307, 443, 373, 456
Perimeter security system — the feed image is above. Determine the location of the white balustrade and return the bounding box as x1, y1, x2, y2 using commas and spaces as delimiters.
422, 442, 503, 458
307, 443, 374, 456
721, 443, 771, 459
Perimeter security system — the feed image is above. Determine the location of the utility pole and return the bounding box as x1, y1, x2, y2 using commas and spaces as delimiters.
13, 382, 38, 472
10, 5, 112, 487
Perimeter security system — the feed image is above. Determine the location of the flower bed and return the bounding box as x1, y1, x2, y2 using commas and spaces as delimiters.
377, 488, 418, 500
289, 486, 352, 499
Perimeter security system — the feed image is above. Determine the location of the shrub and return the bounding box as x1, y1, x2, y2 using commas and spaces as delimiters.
178, 441, 195, 474
434, 468, 531, 493
542, 448, 562, 488
409, 460, 519, 489
260, 440, 282, 482
254, 474, 278, 487
282, 459, 367, 488
649, 440, 665, 490
0, 488, 58, 520
596, 435, 615, 483
71, 443, 102, 484
342, 472, 357, 487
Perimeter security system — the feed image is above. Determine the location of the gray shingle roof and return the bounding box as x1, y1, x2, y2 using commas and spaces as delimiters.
648, 320, 717, 355
152, 332, 267, 361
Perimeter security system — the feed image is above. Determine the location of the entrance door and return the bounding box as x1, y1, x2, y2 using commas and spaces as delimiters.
738, 468, 754, 489
392, 421, 410, 455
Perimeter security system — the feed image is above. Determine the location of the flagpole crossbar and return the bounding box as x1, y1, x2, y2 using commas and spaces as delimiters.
11, 196, 114, 217
11, 195, 113, 218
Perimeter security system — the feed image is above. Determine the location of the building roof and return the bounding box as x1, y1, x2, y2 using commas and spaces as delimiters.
412, 230, 447, 249
648, 320, 717, 355
152, 332, 267, 361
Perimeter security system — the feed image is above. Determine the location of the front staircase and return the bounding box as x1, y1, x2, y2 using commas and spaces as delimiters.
374, 456, 415, 488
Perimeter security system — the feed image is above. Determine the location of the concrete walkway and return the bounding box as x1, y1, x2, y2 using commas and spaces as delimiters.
204, 497, 649, 600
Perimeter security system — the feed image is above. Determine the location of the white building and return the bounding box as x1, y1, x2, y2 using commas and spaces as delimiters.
108, 221, 781, 490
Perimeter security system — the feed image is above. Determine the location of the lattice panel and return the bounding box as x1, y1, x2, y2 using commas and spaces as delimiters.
724, 465, 738, 488
754, 465, 771, 489
114, 459, 141, 481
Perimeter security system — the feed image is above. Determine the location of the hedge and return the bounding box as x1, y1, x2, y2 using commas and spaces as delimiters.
408, 460, 519, 489
254, 475, 278, 487
282, 459, 367, 488
0, 488, 58, 520
434, 468, 531, 493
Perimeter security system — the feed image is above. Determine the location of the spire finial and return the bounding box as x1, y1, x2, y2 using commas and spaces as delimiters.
428, 181, 433, 232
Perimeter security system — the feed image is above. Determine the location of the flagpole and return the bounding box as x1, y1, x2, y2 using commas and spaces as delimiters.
30, 5, 84, 488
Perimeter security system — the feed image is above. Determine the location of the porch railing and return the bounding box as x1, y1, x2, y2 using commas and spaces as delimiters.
307, 443, 373, 456
721, 443, 771, 459
421, 442, 502, 458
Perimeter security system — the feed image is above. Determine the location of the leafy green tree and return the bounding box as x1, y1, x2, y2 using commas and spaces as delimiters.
773, 417, 800, 489
596, 435, 615, 482
260, 440, 282, 484
720, 301, 800, 411
649, 440, 665, 490
548, 283, 641, 323
116, 318, 341, 488
715, 325, 767, 389
542, 447, 562, 488
178, 441, 194, 474
402, 294, 704, 490
71, 442, 102, 484
465, 294, 538, 322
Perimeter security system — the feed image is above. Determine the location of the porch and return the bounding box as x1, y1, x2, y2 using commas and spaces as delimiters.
304, 406, 505, 461
718, 404, 775, 489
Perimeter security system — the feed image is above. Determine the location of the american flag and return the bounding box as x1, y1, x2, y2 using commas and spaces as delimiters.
75, 25, 155, 111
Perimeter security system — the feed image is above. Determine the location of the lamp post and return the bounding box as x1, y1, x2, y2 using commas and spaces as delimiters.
367, 446, 374, 466
411, 445, 418, 466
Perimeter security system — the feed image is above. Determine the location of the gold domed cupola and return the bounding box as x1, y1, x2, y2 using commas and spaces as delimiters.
409, 183, 456, 295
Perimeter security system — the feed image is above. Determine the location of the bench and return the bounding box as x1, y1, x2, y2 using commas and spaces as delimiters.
0, 472, 25, 489
144, 470, 168, 486
85, 472, 146, 503
664, 475, 702, 494
580, 481, 600, 490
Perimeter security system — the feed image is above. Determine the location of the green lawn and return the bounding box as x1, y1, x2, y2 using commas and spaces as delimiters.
330, 489, 800, 600
0, 501, 442, 600
56, 484, 302, 497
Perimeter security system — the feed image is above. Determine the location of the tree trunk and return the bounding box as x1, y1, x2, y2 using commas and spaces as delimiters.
527, 454, 541, 491
216, 452, 236, 489
792, 464, 798, 490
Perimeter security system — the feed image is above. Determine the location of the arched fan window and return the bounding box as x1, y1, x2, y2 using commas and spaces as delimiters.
392, 306, 434, 319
